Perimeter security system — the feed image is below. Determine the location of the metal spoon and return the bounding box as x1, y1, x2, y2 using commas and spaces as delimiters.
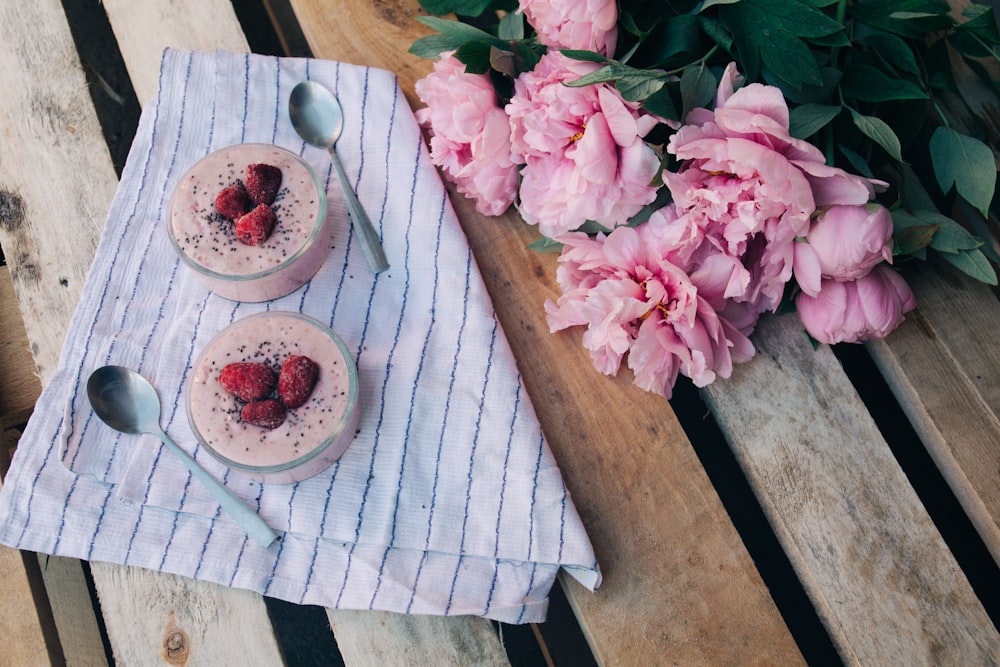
289, 80, 389, 274
87, 366, 279, 548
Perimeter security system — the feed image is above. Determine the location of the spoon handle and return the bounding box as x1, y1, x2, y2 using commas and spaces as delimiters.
328, 147, 390, 274
157, 430, 279, 548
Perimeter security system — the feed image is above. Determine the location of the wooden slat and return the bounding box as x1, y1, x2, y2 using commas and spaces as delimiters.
867, 262, 1000, 565
93, 563, 284, 665
0, 266, 41, 430
0, 544, 53, 665
326, 610, 511, 666
102, 0, 251, 106
0, 2, 113, 385
288, 1, 805, 663
703, 313, 1000, 665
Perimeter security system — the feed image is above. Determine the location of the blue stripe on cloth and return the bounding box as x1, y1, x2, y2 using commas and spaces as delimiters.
369, 185, 446, 609
445, 319, 499, 614
484, 381, 522, 615
335, 78, 412, 605
405, 244, 473, 614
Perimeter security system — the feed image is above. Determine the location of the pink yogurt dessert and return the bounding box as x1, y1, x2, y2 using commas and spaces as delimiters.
169, 143, 329, 302
187, 311, 360, 484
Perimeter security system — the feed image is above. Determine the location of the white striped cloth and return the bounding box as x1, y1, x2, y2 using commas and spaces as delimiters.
0, 49, 599, 622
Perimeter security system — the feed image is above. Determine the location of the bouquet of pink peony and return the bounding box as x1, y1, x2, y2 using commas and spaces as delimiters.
410, 0, 999, 398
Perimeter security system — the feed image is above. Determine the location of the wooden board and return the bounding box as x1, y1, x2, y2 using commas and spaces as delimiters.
703, 313, 1000, 665
0, 1, 115, 385
867, 261, 1000, 564
92, 563, 284, 665
327, 610, 511, 666
0, 266, 41, 430
0, 544, 53, 665
288, 0, 805, 662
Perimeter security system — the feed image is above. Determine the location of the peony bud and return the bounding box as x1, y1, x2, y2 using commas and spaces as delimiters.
795, 264, 916, 344
795, 203, 894, 296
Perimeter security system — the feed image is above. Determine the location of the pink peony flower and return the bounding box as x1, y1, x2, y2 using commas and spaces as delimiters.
544, 207, 754, 397
795, 264, 916, 344
507, 51, 660, 238
665, 63, 882, 318
519, 0, 618, 55
793, 203, 895, 296
414, 52, 519, 216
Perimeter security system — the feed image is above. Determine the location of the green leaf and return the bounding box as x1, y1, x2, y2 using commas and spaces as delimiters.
632, 14, 708, 68
416, 16, 507, 48
848, 0, 953, 38
840, 64, 927, 102
940, 248, 999, 284
454, 40, 494, 74
497, 11, 523, 40
617, 73, 668, 101
929, 127, 996, 217
788, 103, 841, 138
849, 108, 905, 161
855, 32, 921, 76
896, 225, 939, 254
701, 0, 742, 9
563, 64, 618, 87
643, 86, 680, 121
409, 33, 463, 59
528, 237, 564, 253
838, 143, 876, 178
720, 0, 842, 85
680, 65, 717, 118
927, 217, 985, 254
762, 30, 824, 87
559, 49, 611, 64
418, 0, 494, 16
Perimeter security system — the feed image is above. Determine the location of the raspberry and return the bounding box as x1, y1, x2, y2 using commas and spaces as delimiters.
244, 163, 282, 206
234, 204, 277, 246
218, 362, 276, 402
241, 399, 287, 429
278, 355, 319, 408
214, 184, 251, 219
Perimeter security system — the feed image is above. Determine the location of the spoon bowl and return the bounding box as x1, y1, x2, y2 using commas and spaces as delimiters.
289, 80, 389, 274
87, 366, 278, 547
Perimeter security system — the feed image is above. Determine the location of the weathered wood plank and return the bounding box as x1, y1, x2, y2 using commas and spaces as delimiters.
288, 1, 805, 663
867, 261, 1000, 566
35, 554, 110, 667
0, 1, 114, 385
0, 544, 53, 665
703, 313, 1000, 665
327, 610, 511, 666
0, 265, 41, 430
92, 563, 284, 665
102, 0, 251, 105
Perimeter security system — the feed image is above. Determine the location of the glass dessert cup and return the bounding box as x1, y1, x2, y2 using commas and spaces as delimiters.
168, 143, 329, 302
187, 311, 360, 484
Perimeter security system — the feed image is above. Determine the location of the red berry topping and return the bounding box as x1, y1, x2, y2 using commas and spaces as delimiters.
244, 163, 282, 206
234, 204, 277, 246
214, 184, 251, 220
218, 362, 276, 402
278, 355, 319, 409
241, 399, 287, 429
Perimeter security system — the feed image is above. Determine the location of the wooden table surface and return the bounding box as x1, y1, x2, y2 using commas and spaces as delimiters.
0, 0, 998, 665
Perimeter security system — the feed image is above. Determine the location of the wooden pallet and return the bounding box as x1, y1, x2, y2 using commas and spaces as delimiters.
0, 0, 997, 664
